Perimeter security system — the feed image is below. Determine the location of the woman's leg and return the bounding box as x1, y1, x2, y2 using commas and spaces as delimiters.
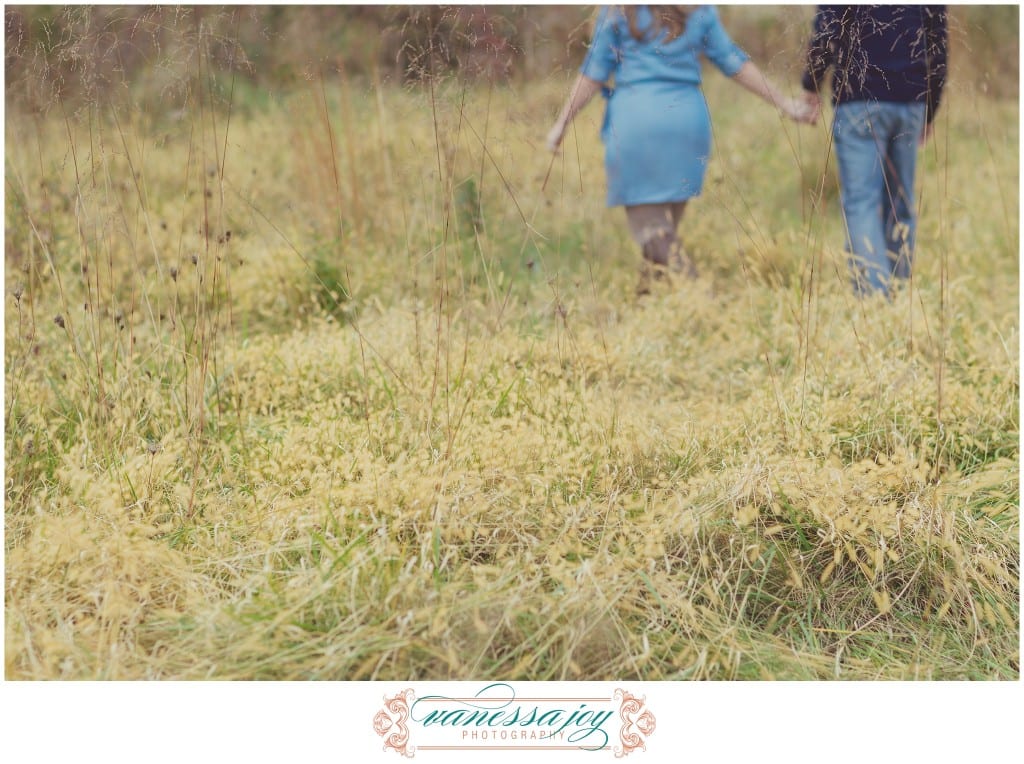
669, 201, 687, 229
625, 203, 696, 292
668, 202, 696, 276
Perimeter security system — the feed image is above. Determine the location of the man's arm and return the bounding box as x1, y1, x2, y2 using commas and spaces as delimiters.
801, 5, 845, 94
922, 5, 948, 125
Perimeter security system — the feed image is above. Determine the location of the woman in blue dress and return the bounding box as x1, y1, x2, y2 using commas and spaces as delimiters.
547, 6, 813, 292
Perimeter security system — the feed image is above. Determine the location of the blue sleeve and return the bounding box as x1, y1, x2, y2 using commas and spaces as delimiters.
579, 6, 619, 83
699, 6, 750, 77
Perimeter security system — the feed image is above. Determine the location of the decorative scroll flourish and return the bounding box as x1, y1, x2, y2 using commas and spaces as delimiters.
613, 688, 656, 758
374, 689, 416, 758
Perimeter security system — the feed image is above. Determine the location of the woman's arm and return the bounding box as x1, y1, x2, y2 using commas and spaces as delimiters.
546, 74, 605, 152
732, 61, 815, 123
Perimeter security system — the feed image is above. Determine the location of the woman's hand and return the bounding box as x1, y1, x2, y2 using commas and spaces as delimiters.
546, 122, 565, 153
546, 75, 603, 154
731, 62, 817, 126
783, 94, 818, 124
799, 90, 821, 124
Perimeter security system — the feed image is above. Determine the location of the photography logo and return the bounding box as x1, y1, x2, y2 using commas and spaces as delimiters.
372, 683, 656, 757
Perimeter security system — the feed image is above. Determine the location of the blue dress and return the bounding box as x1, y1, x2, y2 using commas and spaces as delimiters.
580, 6, 749, 207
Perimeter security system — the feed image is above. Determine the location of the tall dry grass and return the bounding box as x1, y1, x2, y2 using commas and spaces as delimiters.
4, 8, 1018, 680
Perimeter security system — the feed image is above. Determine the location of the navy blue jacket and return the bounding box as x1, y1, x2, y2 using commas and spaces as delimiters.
801, 5, 948, 123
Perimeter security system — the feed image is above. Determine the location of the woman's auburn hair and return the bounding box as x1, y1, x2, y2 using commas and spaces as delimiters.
622, 5, 690, 43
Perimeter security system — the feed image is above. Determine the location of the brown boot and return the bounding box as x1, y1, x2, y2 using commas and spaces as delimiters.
636, 264, 653, 296
635, 261, 671, 296
637, 234, 696, 294
668, 242, 698, 280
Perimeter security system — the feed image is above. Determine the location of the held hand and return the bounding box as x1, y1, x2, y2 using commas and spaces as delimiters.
782, 96, 816, 125
800, 90, 821, 125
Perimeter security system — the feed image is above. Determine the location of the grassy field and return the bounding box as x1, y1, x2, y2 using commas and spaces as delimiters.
4, 28, 1019, 680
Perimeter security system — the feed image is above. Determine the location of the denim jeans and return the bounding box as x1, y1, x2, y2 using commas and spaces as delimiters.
833, 100, 927, 297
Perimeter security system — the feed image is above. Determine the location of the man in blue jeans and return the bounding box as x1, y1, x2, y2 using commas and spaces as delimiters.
801, 6, 948, 297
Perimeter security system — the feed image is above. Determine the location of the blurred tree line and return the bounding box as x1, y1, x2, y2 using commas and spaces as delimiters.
5, 5, 1019, 113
